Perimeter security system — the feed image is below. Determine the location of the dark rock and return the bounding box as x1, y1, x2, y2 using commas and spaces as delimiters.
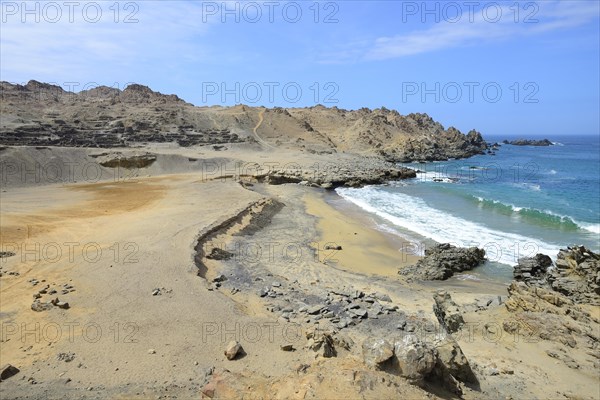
206, 248, 234, 261
505, 138, 553, 146
399, 243, 486, 280
0, 364, 20, 381
433, 291, 464, 333
513, 254, 552, 285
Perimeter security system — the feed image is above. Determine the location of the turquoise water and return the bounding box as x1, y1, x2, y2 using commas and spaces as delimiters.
337, 135, 600, 269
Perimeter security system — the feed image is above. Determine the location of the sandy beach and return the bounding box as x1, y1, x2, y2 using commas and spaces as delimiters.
1, 143, 598, 400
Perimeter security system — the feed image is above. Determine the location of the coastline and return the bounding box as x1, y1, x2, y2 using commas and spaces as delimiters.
304, 189, 420, 278
1, 145, 598, 399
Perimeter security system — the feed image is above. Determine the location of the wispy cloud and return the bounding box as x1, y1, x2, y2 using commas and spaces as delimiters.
324, 1, 599, 63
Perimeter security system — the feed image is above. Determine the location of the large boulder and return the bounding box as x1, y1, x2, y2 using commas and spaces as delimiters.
362, 338, 394, 368
399, 244, 486, 280
393, 335, 437, 381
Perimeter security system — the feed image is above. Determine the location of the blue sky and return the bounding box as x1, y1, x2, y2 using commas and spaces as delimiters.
1, 0, 599, 137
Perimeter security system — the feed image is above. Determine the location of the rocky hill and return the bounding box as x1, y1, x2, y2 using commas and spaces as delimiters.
0, 81, 487, 162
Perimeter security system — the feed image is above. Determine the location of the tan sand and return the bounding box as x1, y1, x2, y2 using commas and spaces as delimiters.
304, 191, 420, 278
1, 148, 598, 400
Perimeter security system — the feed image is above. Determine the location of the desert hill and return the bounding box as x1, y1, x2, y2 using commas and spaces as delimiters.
0, 81, 487, 162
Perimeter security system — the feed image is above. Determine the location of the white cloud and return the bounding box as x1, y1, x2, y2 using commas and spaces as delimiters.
362, 0, 599, 61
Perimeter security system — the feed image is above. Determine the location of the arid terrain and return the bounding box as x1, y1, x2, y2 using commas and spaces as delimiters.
0, 82, 598, 399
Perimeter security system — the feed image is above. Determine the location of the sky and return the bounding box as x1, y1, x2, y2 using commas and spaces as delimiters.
1, 0, 599, 137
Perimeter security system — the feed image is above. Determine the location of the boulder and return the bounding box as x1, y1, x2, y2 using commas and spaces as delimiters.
393, 335, 437, 382
362, 338, 394, 368
432, 291, 464, 333
224, 341, 243, 360
0, 364, 20, 381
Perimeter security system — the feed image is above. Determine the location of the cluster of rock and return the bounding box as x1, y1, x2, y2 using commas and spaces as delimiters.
502, 138, 553, 146
264, 288, 400, 331
361, 316, 477, 395
29, 279, 74, 311
399, 243, 486, 280
512, 246, 599, 305
503, 246, 599, 364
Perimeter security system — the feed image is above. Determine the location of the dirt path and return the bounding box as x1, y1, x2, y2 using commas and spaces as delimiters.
252, 108, 274, 149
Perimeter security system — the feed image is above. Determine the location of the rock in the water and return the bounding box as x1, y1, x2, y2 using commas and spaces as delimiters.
504, 138, 553, 146
0, 364, 20, 381
362, 338, 394, 368
433, 291, 464, 333
399, 243, 486, 280
224, 341, 243, 360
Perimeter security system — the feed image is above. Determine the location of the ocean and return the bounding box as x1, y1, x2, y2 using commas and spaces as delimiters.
336, 135, 600, 277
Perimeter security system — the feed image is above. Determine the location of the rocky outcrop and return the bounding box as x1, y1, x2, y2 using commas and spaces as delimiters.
399, 244, 486, 280
503, 246, 600, 354
253, 161, 416, 189
502, 138, 553, 146
361, 323, 477, 395
550, 246, 600, 304
512, 247, 599, 305
433, 291, 464, 333
513, 253, 553, 286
